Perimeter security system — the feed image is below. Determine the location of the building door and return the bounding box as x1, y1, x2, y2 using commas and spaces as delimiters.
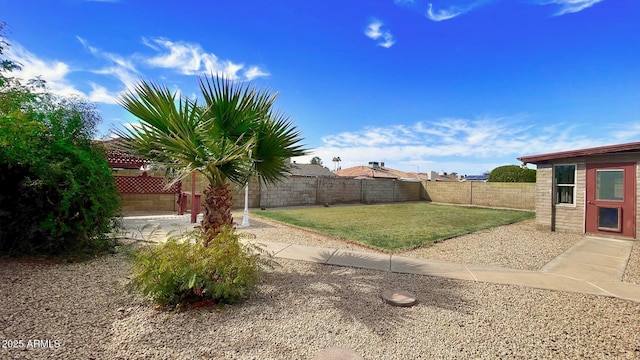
585, 163, 636, 238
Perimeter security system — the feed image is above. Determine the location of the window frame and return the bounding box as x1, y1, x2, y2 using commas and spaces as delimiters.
554, 164, 577, 206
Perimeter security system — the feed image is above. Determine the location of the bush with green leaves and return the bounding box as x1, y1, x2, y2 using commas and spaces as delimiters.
0, 109, 121, 255
0, 24, 121, 256
129, 226, 262, 308
488, 165, 536, 183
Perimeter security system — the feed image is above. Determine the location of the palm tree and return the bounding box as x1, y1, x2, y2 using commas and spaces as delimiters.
116, 75, 307, 243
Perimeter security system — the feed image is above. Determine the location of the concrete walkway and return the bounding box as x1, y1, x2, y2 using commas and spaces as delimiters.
250, 238, 640, 303
121, 215, 640, 303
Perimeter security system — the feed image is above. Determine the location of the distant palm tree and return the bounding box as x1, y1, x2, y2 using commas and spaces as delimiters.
116, 75, 307, 243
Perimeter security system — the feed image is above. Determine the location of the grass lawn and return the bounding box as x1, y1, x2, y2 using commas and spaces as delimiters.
253, 202, 535, 252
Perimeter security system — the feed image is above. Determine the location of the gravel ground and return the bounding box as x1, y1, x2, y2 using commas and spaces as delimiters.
1, 254, 639, 359
2, 215, 639, 359
624, 243, 640, 284
239, 217, 583, 271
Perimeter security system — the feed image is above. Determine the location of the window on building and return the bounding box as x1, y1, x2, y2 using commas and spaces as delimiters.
555, 165, 576, 205
596, 169, 623, 201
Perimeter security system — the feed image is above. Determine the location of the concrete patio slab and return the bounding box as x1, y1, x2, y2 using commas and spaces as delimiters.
326, 249, 391, 271
541, 237, 633, 281
588, 281, 640, 303
390, 256, 476, 281
545, 261, 627, 282
275, 244, 338, 263
582, 237, 634, 256
554, 252, 631, 268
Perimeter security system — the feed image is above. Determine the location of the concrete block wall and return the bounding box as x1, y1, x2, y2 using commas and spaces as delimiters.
472, 182, 535, 210
422, 181, 535, 210
231, 179, 261, 209
259, 177, 421, 208
114, 170, 179, 214
535, 165, 553, 231
394, 180, 423, 202
116, 171, 533, 213
316, 177, 362, 204
259, 176, 317, 207
423, 182, 472, 205
121, 194, 177, 214
362, 179, 395, 203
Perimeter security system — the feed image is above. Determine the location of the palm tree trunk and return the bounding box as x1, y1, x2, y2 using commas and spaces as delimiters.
201, 182, 234, 245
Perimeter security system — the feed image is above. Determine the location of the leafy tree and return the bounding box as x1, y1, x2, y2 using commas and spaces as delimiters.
488, 165, 536, 183
310, 156, 323, 165
0, 22, 20, 81
117, 75, 307, 243
0, 23, 121, 256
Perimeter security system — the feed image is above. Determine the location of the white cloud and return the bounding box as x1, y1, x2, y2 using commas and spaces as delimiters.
364, 19, 396, 48
78, 38, 139, 87
4, 42, 86, 99
426, 3, 463, 21
4, 36, 270, 109
365, 20, 384, 39
142, 37, 269, 80
541, 0, 604, 16
87, 83, 121, 104
379, 32, 396, 48
407, 0, 601, 21
297, 116, 635, 174
610, 122, 640, 142
77, 37, 140, 99
424, 1, 493, 21
244, 66, 270, 80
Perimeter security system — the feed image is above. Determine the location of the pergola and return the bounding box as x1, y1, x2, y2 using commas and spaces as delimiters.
106, 149, 151, 169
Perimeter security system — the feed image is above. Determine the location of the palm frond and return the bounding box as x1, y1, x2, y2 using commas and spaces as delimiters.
116, 75, 308, 189
253, 110, 307, 184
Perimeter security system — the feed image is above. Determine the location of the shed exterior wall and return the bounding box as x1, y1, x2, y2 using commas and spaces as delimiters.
535, 152, 640, 239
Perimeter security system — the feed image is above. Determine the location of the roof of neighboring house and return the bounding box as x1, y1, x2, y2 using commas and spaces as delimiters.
434, 174, 461, 182
518, 141, 640, 164
335, 165, 397, 179
463, 175, 488, 181
334, 165, 432, 181
288, 162, 337, 177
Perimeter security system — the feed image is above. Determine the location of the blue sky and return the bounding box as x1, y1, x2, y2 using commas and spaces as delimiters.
2, 0, 639, 175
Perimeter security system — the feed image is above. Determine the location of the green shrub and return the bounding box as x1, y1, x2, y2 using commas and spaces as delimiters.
0, 27, 121, 256
0, 113, 121, 256
488, 165, 536, 183
129, 226, 262, 308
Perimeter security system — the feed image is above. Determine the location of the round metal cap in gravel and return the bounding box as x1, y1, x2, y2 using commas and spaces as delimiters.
381, 289, 417, 307
312, 347, 364, 360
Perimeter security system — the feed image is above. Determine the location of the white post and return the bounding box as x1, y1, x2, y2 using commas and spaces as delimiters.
241, 182, 250, 227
